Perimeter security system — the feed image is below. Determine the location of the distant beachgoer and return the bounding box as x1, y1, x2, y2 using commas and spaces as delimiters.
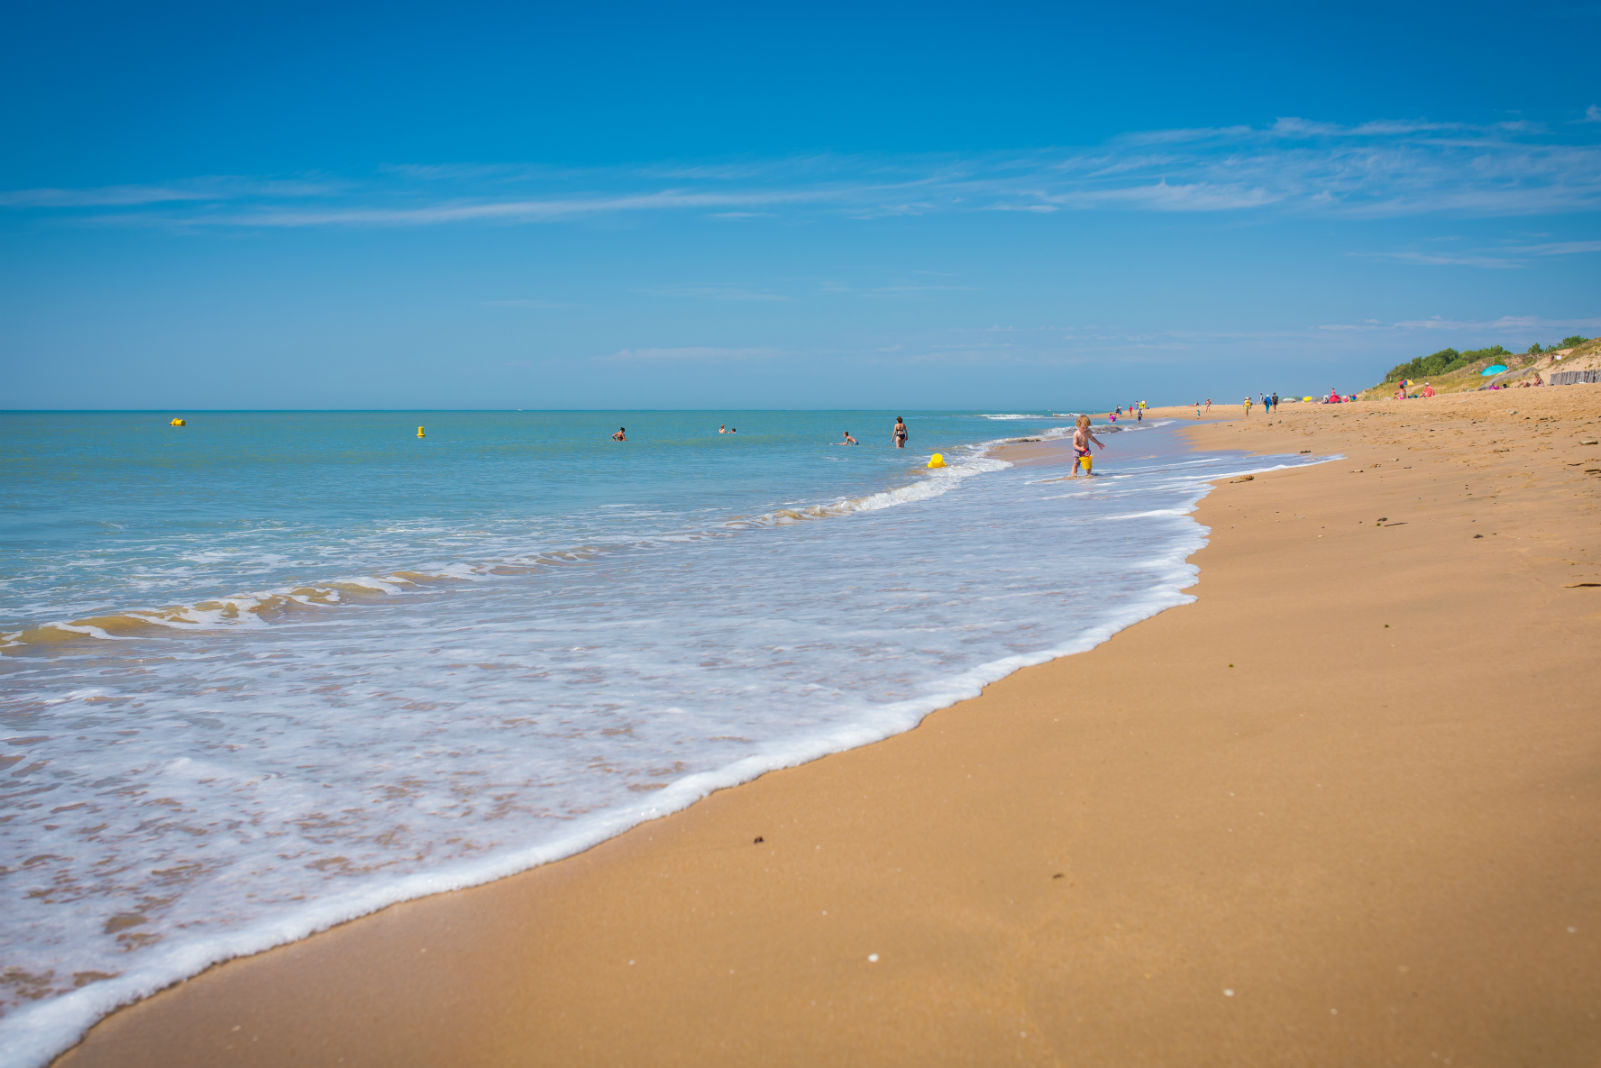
1205, 398, 1212, 413
730, 427, 737, 433
1244, 396, 1252, 416
1271, 392, 1279, 410
837, 430, 858, 445
1136, 406, 1142, 421
612, 427, 626, 441
1422, 383, 1435, 397
1070, 415, 1104, 478
1195, 401, 1201, 418
719, 424, 726, 433
892, 417, 908, 448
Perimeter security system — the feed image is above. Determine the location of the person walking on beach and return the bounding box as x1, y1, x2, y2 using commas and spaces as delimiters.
1243, 396, 1252, 416
892, 417, 908, 448
1205, 398, 1212, 413
612, 427, 626, 441
1070, 415, 1104, 477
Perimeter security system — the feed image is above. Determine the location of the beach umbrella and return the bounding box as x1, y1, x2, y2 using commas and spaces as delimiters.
1481, 364, 1508, 376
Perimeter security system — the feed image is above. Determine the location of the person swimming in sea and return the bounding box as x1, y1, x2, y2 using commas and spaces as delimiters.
836, 430, 858, 445
892, 417, 908, 448
612, 427, 626, 441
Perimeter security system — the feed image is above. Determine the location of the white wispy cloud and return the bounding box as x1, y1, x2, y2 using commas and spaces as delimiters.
868, 283, 978, 296
1315, 314, 1601, 333
0, 185, 212, 207
1044, 180, 1281, 212
9, 113, 1598, 228
0, 177, 339, 208
1353, 236, 1601, 268
605, 346, 779, 361
1392, 315, 1541, 331
639, 284, 791, 302
1353, 250, 1525, 269
1512, 239, 1601, 255
183, 188, 837, 227
1116, 124, 1256, 145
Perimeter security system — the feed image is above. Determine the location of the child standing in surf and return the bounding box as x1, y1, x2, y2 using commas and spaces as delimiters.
1071, 414, 1104, 477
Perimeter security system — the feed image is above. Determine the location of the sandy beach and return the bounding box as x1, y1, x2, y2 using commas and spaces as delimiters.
57, 388, 1601, 1066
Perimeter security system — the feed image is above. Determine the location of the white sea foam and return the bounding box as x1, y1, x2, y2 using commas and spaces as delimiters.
0, 412, 1327, 1066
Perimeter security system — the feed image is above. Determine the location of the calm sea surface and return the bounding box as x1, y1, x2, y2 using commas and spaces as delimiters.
0, 409, 1318, 1064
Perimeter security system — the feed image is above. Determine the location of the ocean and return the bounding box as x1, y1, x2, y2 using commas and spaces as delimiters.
0, 409, 1318, 1064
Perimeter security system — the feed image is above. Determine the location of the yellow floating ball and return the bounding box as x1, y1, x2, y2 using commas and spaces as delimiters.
928, 453, 946, 469
169, 418, 186, 427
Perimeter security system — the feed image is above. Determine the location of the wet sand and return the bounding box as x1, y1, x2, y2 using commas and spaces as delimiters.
58, 388, 1601, 1066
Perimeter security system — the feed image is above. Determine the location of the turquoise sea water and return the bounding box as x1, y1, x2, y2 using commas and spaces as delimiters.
0, 409, 1318, 1064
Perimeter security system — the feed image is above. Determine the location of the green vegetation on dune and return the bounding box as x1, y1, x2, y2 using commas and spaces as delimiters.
1362, 335, 1597, 398
1382, 346, 1508, 383
1381, 336, 1591, 384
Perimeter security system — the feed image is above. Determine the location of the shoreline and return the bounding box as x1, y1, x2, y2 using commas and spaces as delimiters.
56, 389, 1601, 1065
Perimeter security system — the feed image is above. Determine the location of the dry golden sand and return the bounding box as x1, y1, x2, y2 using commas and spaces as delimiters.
58, 389, 1601, 1067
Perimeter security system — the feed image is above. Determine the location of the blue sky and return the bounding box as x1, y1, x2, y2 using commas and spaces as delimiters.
3, 1, 1598, 409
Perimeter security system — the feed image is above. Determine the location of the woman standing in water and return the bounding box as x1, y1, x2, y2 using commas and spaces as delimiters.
892, 416, 908, 448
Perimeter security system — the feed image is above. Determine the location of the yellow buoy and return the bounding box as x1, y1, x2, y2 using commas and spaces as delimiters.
928, 453, 946, 469
417, 426, 426, 438
169, 418, 186, 427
